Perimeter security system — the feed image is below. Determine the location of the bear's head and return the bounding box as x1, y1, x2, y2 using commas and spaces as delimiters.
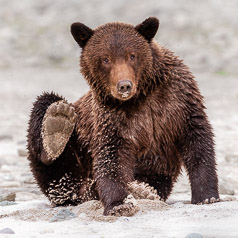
71, 17, 159, 103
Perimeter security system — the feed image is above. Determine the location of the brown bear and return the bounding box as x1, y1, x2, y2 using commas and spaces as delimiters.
27, 17, 219, 216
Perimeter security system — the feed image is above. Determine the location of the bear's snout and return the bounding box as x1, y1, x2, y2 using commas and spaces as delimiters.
117, 80, 133, 97
109, 62, 137, 101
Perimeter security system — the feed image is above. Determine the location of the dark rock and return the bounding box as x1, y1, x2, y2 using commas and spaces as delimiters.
49, 209, 77, 222
0, 228, 15, 234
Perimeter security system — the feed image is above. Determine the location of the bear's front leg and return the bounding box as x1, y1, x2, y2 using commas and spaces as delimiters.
92, 118, 138, 216
180, 114, 219, 204
97, 176, 139, 216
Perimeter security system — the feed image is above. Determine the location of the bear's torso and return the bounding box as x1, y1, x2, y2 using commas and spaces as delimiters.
73, 40, 204, 179
74, 77, 191, 177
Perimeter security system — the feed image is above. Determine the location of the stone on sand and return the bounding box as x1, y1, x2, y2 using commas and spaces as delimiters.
0, 228, 15, 234
0, 190, 16, 202
49, 209, 77, 222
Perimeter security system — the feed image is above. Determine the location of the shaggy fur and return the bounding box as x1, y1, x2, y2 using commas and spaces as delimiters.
27, 17, 219, 215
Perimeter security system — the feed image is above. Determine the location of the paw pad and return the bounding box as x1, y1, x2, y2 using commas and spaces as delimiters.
41, 100, 77, 162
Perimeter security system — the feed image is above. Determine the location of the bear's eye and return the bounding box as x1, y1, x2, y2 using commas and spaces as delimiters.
130, 54, 135, 61
103, 57, 109, 64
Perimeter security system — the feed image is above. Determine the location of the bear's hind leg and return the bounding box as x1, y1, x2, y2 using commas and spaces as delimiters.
27, 92, 97, 206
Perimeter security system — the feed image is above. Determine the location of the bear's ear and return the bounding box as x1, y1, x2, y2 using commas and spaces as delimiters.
71, 22, 94, 48
135, 17, 159, 42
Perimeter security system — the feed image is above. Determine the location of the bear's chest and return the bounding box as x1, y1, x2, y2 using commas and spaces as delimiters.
122, 106, 160, 154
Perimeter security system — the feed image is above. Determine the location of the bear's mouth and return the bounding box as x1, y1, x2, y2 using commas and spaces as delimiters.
121, 92, 130, 98
117, 91, 133, 100
110, 85, 137, 101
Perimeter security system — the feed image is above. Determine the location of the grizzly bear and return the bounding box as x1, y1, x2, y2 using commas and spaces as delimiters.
27, 17, 219, 216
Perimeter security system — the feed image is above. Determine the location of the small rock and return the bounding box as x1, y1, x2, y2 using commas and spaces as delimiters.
0, 190, 16, 202
0, 181, 21, 188
219, 178, 235, 195
0, 228, 15, 234
17, 148, 28, 157
49, 209, 77, 222
16, 192, 38, 201
0, 201, 17, 206
185, 233, 203, 238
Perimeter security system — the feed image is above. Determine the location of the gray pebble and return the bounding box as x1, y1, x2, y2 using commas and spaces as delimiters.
0, 228, 15, 234
49, 209, 77, 222
185, 233, 203, 238
0, 190, 16, 202
0, 201, 17, 206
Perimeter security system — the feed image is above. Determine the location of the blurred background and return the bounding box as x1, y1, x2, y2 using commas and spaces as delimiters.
0, 0, 237, 199
0, 0, 237, 72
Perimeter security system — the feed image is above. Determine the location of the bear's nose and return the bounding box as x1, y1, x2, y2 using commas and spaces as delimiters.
117, 80, 132, 94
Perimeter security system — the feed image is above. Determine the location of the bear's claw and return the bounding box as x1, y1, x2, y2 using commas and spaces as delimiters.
128, 181, 160, 200
197, 197, 220, 205
41, 100, 77, 164
107, 195, 139, 217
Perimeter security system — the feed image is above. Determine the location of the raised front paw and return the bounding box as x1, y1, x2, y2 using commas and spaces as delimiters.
41, 100, 77, 163
104, 195, 139, 217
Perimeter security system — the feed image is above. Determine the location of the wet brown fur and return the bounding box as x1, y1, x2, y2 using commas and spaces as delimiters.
27, 18, 219, 215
